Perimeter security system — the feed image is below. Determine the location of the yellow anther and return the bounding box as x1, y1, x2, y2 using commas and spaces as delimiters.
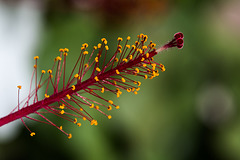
115, 58, 118, 62
149, 76, 154, 79
59, 48, 64, 52
138, 49, 143, 54
93, 46, 97, 50
118, 48, 122, 53
68, 133, 72, 139
91, 119, 98, 126
59, 126, 63, 130
84, 64, 89, 68
81, 47, 85, 50
105, 45, 109, 50
34, 56, 39, 60
135, 68, 139, 73
127, 36, 131, 40
151, 43, 156, 48
143, 64, 147, 68
82, 43, 89, 48
47, 69, 52, 74
71, 85, 75, 91
137, 81, 141, 86
123, 58, 128, 62
126, 45, 130, 49
142, 46, 147, 49
74, 118, 77, 124
108, 106, 112, 111
64, 48, 69, 52
151, 63, 156, 70
83, 51, 88, 55
108, 100, 113, 104
141, 58, 145, 62
118, 45, 122, 49
116, 69, 120, 74
66, 94, 71, 99
117, 37, 123, 41
127, 88, 131, 92
132, 87, 135, 91
134, 91, 138, 95
59, 104, 65, 109
95, 57, 99, 62
77, 123, 81, 127
121, 78, 126, 82
45, 94, 49, 98
17, 85, 22, 89
116, 106, 120, 109
136, 87, 140, 91
116, 93, 120, 98
60, 110, 65, 114
139, 33, 144, 38
63, 52, 68, 56
56, 56, 62, 61
41, 70, 46, 74
160, 64, 166, 72
83, 117, 86, 121
146, 53, 149, 58
96, 67, 101, 72
101, 87, 104, 93
80, 108, 83, 111
108, 115, 112, 119
90, 104, 94, 108
144, 75, 148, 79
94, 76, 99, 82
97, 43, 102, 48
129, 55, 133, 60
74, 74, 79, 78
113, 81, 117, 85
132, 45, 136, 49
30, 132, 35, 136
101, 38, 106, 42
96, 106, 99, 110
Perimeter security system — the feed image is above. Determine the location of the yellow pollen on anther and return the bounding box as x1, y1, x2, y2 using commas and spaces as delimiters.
96, 67, 101, 72
117, 37, 123, 41
108, 106, 112, 111
142, 46, 147, 49
116, 106, 120, 109
105, 45, 109, 50
64, 48, 69, 52
136, 87, 140, 91
34, 56, 39, 60
59, 48, 64, 52
115, 58, 118, 62
151, 63, 156, 70
45, 94, 49, 98
137, 81, 141, 86
59, 104, 65, 109
116, 69, 120, 74
101, 88, 104, 93
17, 85, 22, 89
83, 51, 88, 55
129, 55, 133, 60
66, 94, 71, 99
143, 64, 147, 67
95, 57, 99, 62
71, 85, 75, 90
96, 106, 99, 110
101, 38, 106, 42
94, 76, 99, 81
118, 48, 122, 53
59, 126, 63, 130
127, 36, 131, 40
68, 133, 72, 139
90, 104, 94, 108
82, 43, 89, 48
77, 123, 81, 127
132, 45, 136, 49
123, 58, 128, 62
93, 46, 97, 50
108, 115, 112, 119
83, 117, 86, 121
47, 69, 52, 74
121, 78, 126, 82
141, 57, 145, 61
118, 45, 122, 49
146, 53, 149, 58
63, 52, 68, 56
108, 100, 113, 104
113, 81, 117, 85
56, 56, 62, 61
60, 110, 65, 114
127, 88, 131, 92
74, 118, 77, 124
41, 70, 46, 74
126, 45, 130, 49
74, 74, 79, 78
84, 64, 89, 68
91, 119, 98, 126
98, 43, 102, 48
144, 75, 148, 79
30, 132, 35, 137
134, 91, 138, 95
135, 68, 139, 73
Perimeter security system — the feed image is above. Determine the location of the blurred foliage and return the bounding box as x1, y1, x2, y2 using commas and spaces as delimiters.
1, 0, 240, 160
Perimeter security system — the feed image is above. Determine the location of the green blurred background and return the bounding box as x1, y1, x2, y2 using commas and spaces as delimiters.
1, 0, 240, 160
